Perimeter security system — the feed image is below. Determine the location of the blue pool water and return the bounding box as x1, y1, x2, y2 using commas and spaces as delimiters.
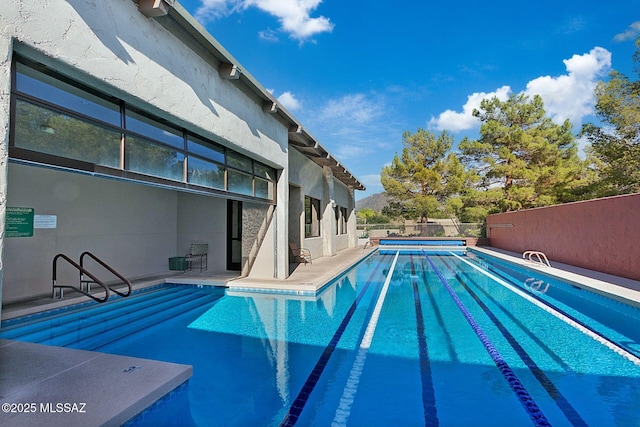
2, 249, 640, 426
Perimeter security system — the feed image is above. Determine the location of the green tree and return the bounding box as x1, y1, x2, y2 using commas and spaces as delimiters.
356, 208, 376, 224
458, 93, 586, 214
381, 129, 467, 222
581, 36, 640, 196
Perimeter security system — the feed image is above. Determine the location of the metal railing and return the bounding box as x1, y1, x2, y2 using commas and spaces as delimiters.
356, 222, 482, 238
80, 251, 132, 297
522, 251, 551, 267
52, 252, 131, 303
52, 254, 110, 303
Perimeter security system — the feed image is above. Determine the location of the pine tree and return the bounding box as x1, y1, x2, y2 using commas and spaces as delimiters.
458, 93, 586, 214
381, 128, 468, 222
581, 36, 640, 196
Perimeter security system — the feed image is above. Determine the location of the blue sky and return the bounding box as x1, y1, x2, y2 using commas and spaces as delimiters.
178, 0, 640, 200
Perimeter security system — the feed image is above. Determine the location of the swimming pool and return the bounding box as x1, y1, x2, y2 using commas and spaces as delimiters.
2, 248, 640, 426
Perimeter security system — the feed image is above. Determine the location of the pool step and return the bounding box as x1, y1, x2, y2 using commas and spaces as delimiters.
1, 285, 178, 330
0, 286, 222, 350
0, 286, 195, 339
70, 291, 219, 350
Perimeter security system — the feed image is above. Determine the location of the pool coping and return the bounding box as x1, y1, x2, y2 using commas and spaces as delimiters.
222, 246, 377, 295
470, 247, 640, 308
1, 244, 639, 426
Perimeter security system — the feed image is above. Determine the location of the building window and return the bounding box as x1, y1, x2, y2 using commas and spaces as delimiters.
10, 56, 277, 202
335, 206, 348, 235
305, 196, 321, 238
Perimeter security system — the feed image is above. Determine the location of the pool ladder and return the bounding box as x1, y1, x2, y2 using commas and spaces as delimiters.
52, 251, 132, 303
522, 251, 551, 267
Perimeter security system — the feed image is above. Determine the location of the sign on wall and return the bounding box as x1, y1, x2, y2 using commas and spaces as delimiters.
34, 215, 57, 229
5, 207, 35, 238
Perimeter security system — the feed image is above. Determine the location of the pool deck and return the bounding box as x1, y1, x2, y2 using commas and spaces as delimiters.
1, 244, 640, 426
0, 339, 191, 426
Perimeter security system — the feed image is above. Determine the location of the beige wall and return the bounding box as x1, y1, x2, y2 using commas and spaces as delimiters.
176, 192, 227, 272
3, 163, 230, 303
288, 148, 358, 259
486, 193, 640, 281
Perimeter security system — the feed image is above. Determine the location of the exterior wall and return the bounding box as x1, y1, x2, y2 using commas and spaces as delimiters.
288, 149, 325, 258
334, 181, 358, 251
2, 0, 288, 164
4, 164, 182, 303
0, 0, 361, 306
0, 0, 294, 304
486, 193, 640, 281
288, 149, 358, 260
243, 202, 275, 278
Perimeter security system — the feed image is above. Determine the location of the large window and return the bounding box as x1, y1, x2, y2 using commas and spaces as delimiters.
305, 196, 321, 238
10, 57, 277, 202
14, 99, 122, 168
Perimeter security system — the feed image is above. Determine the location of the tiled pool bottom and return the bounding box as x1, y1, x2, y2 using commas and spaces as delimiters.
3, 247, 640, 426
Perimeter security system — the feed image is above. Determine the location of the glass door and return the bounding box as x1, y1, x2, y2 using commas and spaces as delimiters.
227, 200, 242, 270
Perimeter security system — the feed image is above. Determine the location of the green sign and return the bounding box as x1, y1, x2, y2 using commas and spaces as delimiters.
6, 207, 34, 238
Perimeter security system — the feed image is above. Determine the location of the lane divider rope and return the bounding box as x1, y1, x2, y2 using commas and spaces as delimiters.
423, 251, 551, 427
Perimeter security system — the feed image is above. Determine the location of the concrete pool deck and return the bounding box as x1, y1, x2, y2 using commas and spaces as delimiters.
1, 244, 639, 426
0, 339, 191, 426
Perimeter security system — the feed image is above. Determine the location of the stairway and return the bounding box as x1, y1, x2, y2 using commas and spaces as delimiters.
0, 285, 224, 351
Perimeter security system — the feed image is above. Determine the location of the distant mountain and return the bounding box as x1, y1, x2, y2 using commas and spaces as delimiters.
355, 192, 390, 212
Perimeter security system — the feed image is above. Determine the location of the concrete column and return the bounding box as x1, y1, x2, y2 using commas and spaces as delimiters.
347, 186, 357, 248
274, 167, 289, 279
322, 166, 336, 257
0, 37, 13, 319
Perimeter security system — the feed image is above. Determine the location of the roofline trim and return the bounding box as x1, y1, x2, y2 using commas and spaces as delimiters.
153, 2, 365, 190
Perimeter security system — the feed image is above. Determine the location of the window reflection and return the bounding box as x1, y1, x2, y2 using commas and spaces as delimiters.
12, 58, 278, 201
187, 136, 225, 163
14, 99, 121, 168
126, 110, 184, 149
228, 170, 253, 196
15, 63, 121, 126
227, 152, 252, 173
125, 135, 185, 181
254, 178, 274, 199
188, 157, 225, 190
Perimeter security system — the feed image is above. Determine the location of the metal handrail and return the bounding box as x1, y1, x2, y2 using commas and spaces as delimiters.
80, 251, 132, 297
522, 250, 551, 267
52, 253, 109, 303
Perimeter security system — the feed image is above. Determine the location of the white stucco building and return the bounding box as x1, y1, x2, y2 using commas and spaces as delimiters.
0, 0, 364, 314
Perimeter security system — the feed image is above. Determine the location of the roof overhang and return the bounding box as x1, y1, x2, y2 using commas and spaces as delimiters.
137, 1, 365, 191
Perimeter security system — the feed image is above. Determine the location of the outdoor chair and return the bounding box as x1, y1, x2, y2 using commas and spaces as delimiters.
186, 243, 208, 271
289, 242, 312, 265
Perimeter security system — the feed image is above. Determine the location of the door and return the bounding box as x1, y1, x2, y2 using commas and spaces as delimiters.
227, 200, 242, 270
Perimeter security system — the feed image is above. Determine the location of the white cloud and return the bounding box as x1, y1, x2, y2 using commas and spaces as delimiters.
246, 0, 333, 41
194, 0, 333, 42
525, 47, 611, 126
258, 28, 279, 42
298, 92, 403, 166
428, 86, 511, 131
277, 91, 301, 111
429, 47, 611, 132
614, 21, 640, 42
319, 93, 383, 124
194, 0, 239, 22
